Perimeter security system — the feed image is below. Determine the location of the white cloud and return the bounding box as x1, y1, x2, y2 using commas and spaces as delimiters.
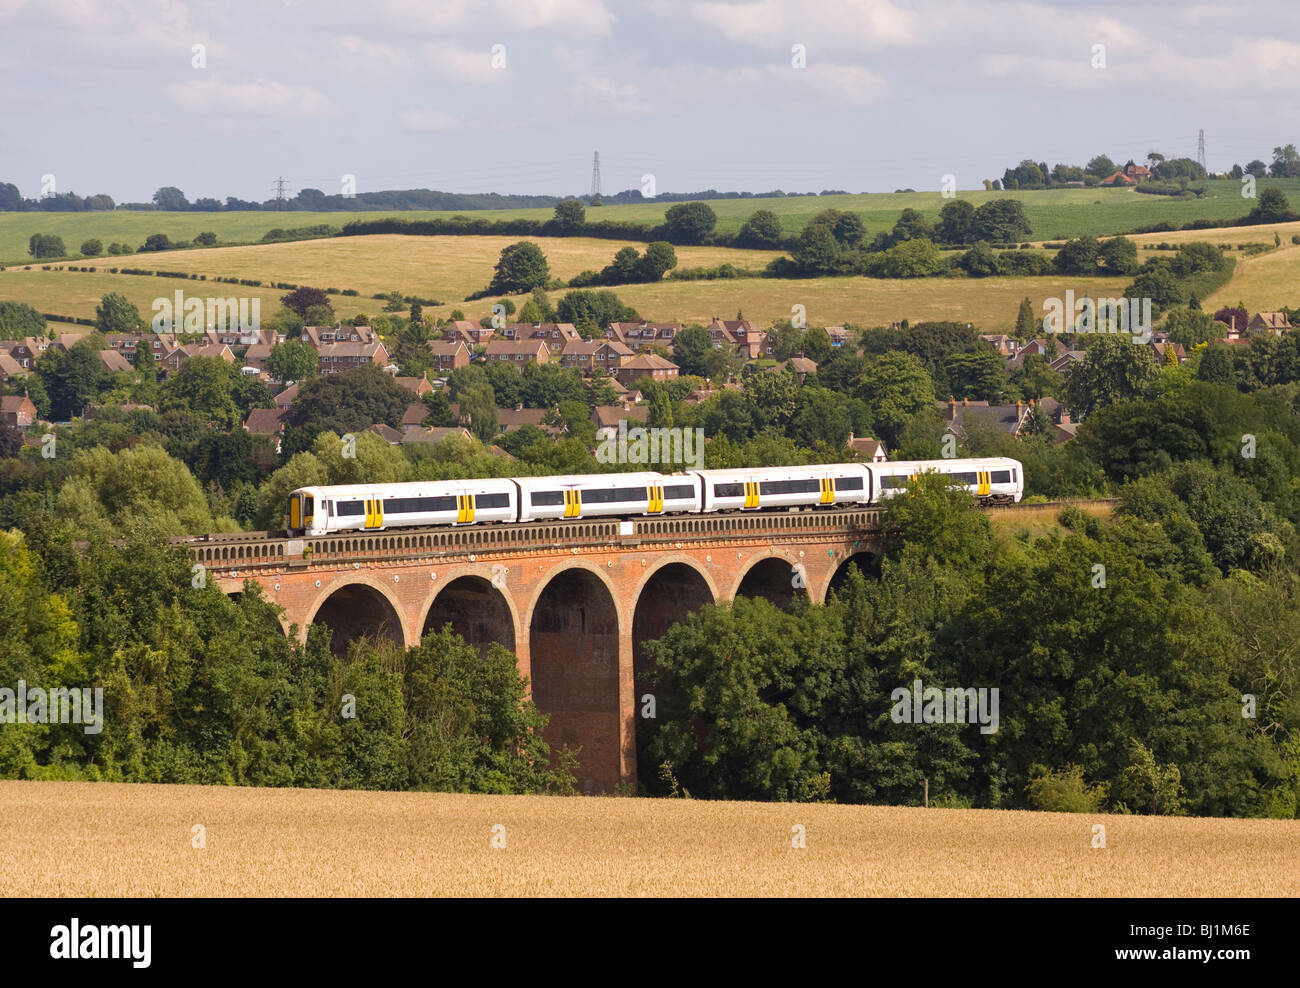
423, 43, 510, 83
169, 79, 337, 117
396, 108, 458, 132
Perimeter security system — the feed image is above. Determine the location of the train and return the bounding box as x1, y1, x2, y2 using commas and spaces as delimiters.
285, 457, 1023, 537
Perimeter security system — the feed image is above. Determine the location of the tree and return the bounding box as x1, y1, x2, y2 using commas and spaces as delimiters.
737, 209, 783, 247
635, 241, 677, 282
972, 199, 1032, 242
487, 241, 550, 295
1163, 308, 1218, 348
284, 364, 412, 454
95, 292, 144, 334
266, 340, 319, 382
1063, 333, 1157, 419
280, 286, 332, 319
670, 325, 719, 379
381, 290, 406, 312
193, 231, 217, 246
34, 342, 108, 420
601, 246, 641, 284
1212, 305, 1249, 336
856, 351, 935, 446
1245, 160, 1268, 178
943, 348, 1006, 401
1269, 144, 1300, 179
152, 186, 189, 210
160, 355, 240, 429
1054, 236, 1101, 275
139, 233, 172, 252
1099, 236, 1139, 274
553, 198, 585, 230
937, 199, 977, 245
28, 233, 66, 258
1014, 297, 1037, 339
1247, 187, 1293, 224
130, 340, 155, 373
80, 238, 103, 256
662, 202, 717, 244
792, 223, 840, 274
555, 289, 636, 335
886, 207, 934, 245
0, 301, 46, 340
1085, 154, 1116, 178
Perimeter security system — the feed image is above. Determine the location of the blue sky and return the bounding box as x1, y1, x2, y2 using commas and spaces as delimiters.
2, 0, 1297, 203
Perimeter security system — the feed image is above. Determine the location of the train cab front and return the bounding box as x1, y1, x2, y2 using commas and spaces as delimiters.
286, 490, 318, 536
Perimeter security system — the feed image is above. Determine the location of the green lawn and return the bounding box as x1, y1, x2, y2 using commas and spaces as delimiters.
4, 179, 1298, 264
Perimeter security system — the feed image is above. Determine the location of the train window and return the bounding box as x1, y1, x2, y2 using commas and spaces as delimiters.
759, 479, 820, 495
951, 472, 977, 484
836, 476, 864, 490
531, 491, 565, 507
713, 483, 745, 498
880, 476, 908, 488
663, 484, 695, 499
384, 496, 457, 514
336, 501, 365, 516
1012, 468, 1018, 482
477, 493, 510, 509
583, 487, 646, 504
303, 496, 314, 517
991, 470, 1011, 483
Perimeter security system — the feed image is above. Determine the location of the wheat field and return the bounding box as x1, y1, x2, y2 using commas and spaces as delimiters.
2, 780, 1295, 897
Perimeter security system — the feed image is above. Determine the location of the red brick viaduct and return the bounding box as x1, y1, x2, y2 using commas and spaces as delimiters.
187, 509, 882, 793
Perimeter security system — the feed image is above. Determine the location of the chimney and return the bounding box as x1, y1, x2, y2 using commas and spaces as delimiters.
962, 396, 968, 406
948, 396, 957, 420
1017, 399, 1023, 418
515, 403, 523, 412
1029, 397, 1036, 408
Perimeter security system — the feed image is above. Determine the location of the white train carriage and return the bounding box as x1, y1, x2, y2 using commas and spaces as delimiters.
513, 472, 701, 522
691, 463, 874, 512
286, 480, 518, 537
866, 457, 1023, 505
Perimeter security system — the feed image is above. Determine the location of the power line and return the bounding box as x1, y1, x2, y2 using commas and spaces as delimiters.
589, 151, 602, 204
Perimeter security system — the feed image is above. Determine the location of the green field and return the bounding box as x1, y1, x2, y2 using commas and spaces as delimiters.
5, 179, 1299, 264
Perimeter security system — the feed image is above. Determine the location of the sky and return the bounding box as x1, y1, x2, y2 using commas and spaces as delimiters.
2, 0, 1298, 204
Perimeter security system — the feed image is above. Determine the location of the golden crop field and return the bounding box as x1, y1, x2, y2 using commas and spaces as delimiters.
582, 273, 1133, 333
2, 780, 1296, 897
108, 235, 786, 304
1204, 241, 1300, 314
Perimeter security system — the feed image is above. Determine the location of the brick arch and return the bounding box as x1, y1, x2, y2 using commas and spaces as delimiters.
303, 574, 412, 653
525, 560, 624, 794
418, 566, 522, 657
730, 550, 813, 608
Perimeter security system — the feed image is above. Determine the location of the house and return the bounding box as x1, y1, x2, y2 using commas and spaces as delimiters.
1249, 312, 1291, 336
825, 326, 848, 348
0, 393, 38, 427
243, 408, 286, 437
484, 340, 549, 367
0, 353, 28, 381
400, 425, 474, 445
769, 356, 818, 383
980, 334, 1020, 357
1150, 341, 1188, 365
941, 396, 1075, 442
592, 403, 649, 441
159, 343, 235, 378
317, 341, 389, 374
401, 402, 428, 428
1049, 348, 1086, 373
560, 339, 632, 373
273, 382, 299, 412
242, 343, 274, 378
97, 349, 133, 373
368, 423, 405, 444
495, 405, 557, 435
441, 320, 495, 346
607, 322, 681, 351
847, 433, 887, 462
53, 332, 82, 352
428, 340, 470, 373
1101, 164, 1150, 186
301, 325, 378, 347
498, 322, 581, 351
394, 371, 435, 397
706, 318, 766, 358
614, 353, 679, 386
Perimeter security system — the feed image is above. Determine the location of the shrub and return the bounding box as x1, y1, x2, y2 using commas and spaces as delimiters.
1026, 765, 1108, 813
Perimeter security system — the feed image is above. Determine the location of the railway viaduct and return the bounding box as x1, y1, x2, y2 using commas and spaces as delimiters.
184, 508, 884, 794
